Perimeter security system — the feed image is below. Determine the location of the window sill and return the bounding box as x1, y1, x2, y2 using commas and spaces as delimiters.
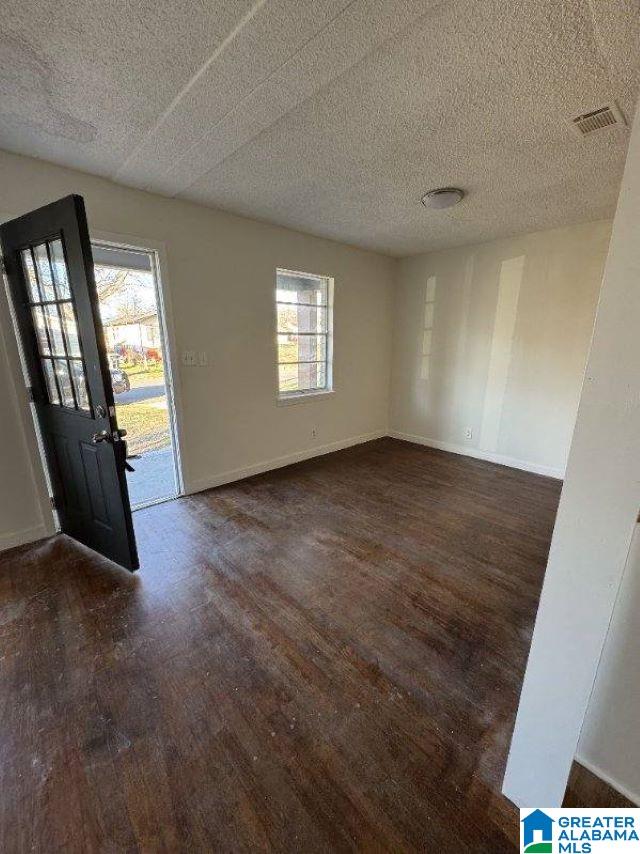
277, 389, 335, 407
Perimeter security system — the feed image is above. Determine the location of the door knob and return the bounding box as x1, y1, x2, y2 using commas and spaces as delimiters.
92, 428, 128, 444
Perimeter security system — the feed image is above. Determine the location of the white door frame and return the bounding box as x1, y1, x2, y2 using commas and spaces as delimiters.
91, 228, 186, 501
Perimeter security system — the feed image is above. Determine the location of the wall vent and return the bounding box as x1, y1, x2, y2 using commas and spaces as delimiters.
571, 104, 625, 136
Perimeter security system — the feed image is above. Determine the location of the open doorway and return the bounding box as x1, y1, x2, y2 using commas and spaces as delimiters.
92, 242, 181, 509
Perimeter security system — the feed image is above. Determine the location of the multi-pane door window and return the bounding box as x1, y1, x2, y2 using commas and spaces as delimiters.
21, 239, 91, 412
276, 269, 333, 398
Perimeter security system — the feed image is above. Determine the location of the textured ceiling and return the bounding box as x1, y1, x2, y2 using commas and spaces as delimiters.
1, 0, 639, 256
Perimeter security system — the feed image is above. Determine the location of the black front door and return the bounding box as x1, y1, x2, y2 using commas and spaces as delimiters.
1, 195, 139, 570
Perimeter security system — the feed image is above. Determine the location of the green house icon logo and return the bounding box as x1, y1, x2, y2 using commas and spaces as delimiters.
522, 809, 554, 853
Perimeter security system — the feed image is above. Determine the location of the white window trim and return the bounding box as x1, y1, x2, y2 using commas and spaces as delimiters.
275, 268, 334, 403
276, 388, 335, 406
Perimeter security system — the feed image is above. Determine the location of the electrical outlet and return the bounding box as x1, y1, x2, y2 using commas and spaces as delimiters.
465, 428, 473, 440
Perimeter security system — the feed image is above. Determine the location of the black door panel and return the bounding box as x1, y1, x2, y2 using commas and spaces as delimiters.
1, 195, 138, 570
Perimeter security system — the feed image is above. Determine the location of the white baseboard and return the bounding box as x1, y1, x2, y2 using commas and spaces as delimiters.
1, 430, 560, 551
575, 754, 640, 806
189, 429, 563, 494
0, 522, 50, 553
388, 430, 564, 479
189, 430, 387, 494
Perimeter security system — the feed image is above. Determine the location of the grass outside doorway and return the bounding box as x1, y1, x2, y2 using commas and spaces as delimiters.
114, 366, 171, 456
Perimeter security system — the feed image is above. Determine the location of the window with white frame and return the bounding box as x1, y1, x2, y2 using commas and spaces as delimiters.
276, 269, 333, 399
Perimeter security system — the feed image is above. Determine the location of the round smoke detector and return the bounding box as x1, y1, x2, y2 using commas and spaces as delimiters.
421, 187, 465, 210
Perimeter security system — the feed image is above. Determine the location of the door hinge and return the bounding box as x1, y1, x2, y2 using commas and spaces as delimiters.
50, 495, 58, 510
27, 386, 35, 403
0, 257, 6, 275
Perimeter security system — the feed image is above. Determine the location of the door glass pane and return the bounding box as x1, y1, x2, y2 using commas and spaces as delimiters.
31, 305, 51, 355
60, 302, 80, 356
54, 358, 75, 407
49, 239, 71, 299
24, 240, 88, 412
45, 304, 65, 355
69, 359, 90, 411
34, 243, 55, 301
41, 359, 60, 405
22, 249, 41, 302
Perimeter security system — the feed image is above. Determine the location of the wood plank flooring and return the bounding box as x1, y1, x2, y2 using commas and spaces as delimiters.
0, 438, 562, 852
564, 762, 636, 809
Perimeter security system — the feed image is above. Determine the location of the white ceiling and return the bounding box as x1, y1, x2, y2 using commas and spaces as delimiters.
1, 0, 639, 256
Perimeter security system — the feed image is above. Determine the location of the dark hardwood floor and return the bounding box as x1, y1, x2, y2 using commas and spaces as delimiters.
564, 762, 636, 809
0, 438, 562, 852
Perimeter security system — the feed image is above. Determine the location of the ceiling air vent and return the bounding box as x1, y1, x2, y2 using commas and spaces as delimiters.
571, 104, 626, 136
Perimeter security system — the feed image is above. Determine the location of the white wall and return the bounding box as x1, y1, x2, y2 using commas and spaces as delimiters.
577, 524, 640, 805
389, 220, 612, 478
0, 309, 53, 550
503, 102, 640, 808
0, 149, 394, 550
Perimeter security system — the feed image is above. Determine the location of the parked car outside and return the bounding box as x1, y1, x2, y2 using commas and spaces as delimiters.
111, 368, 130, 394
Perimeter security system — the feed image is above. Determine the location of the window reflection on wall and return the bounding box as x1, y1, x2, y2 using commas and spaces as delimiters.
478, 255, 525, 453
419, 276, 437, 382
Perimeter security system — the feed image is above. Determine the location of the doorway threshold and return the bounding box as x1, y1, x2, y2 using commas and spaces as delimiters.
131, 493, 179, 512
